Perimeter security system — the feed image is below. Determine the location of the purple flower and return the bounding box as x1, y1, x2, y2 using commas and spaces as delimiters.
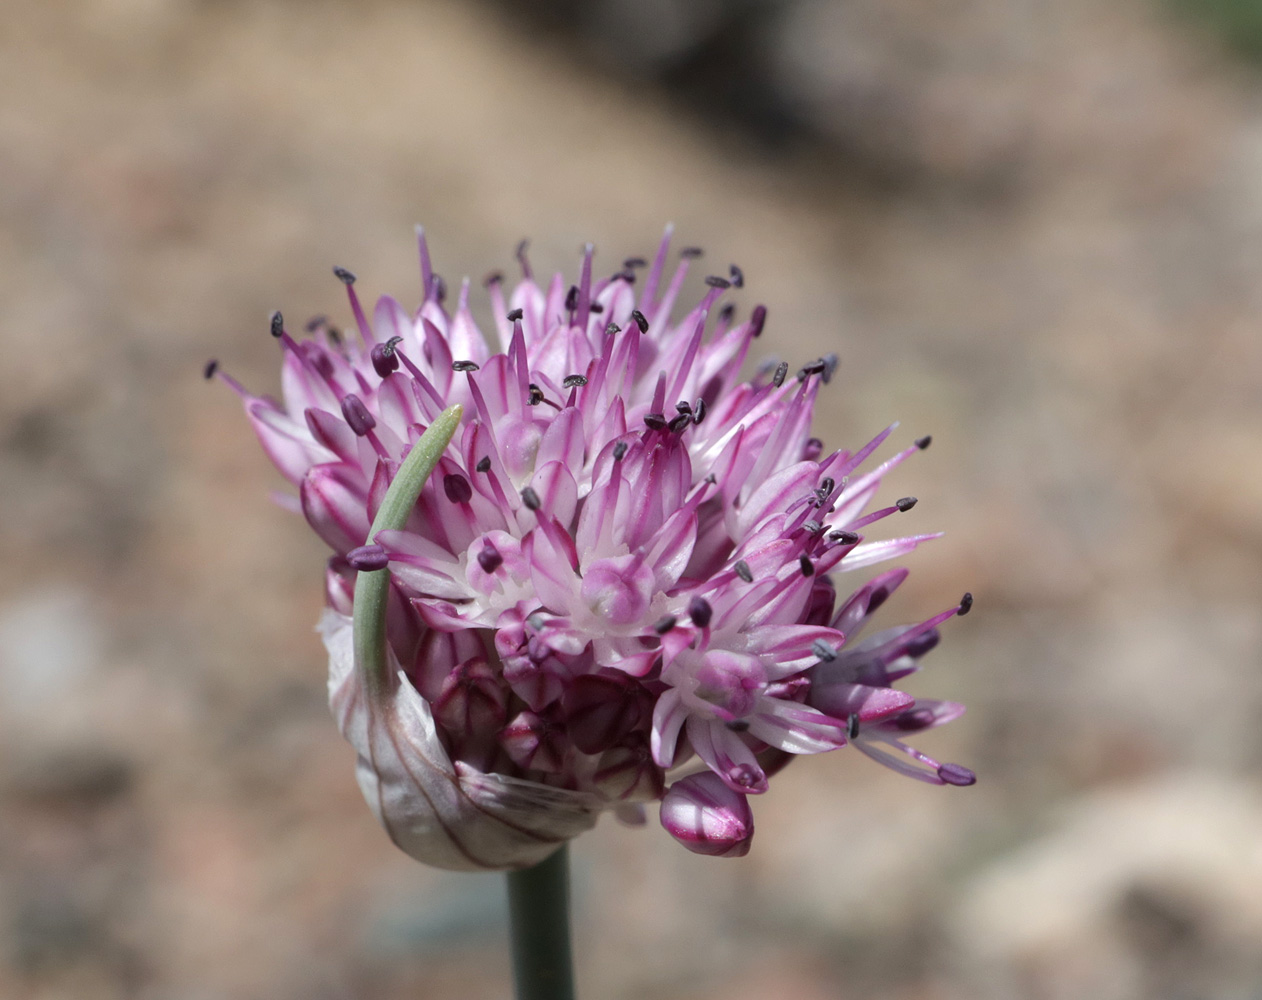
222, 227, 973, 868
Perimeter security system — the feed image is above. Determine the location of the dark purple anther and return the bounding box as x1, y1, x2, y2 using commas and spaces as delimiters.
653, 615, 677, 635
798, 359, 826, 380
688, 596, 712, 628
644, 413, 668, 431
631, 310, 649, 333
612, 441, 629, 461
520, 486, 541, 511
799, 554, 815, 577
444, 473, 473, 504
668, 413, 691, 433
692, 398, 707, 424
432, 275, 447, 303
916, 435, 932, 450
803, 438, 824, 461
719, 303, 736, 323
903, 630, 941, 658
624, 256, 646, 268
958, 592, 974, 616
203, 359, 218, 380
515, 238, 532, 278
734, 560, 753, 583
894, 708, 936, 732
726, 719, 750, 732
680, 246, 704, 259
896, 496, 918, 512
564, 285, 578, 312
483, 271, 503, 287
563, 374, 588, 387
451, 360, 480, 372
821, 354, 839, 384
831, 530, 860, 545
475, 456, 491, 473
729, 264, 744, 288
346, 544, 390, 571
818, 477, 835, 497
370, 337, 402, 378
528, 384, 545, 406
705, 275, 731, 289
605, 322, 621, 335
803, 520, 822, 533
270, 310, 284, 338
675, 401, 693, 414
333, 266, 356, 285
938, 763, 977, 786
507, 307, 524, 322
750, 304, 767, 337
590, 301, 606, 313
772, 362, 788, 387
811, 638, 836, 662
847, 714, 861, 740
340, 394, 376, 436
477, 544, 503, 573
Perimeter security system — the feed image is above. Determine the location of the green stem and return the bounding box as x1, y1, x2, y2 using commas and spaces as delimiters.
507, 846, 576, 1000
352, 404, 463, 695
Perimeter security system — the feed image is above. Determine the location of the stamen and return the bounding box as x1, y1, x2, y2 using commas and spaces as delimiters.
688, 596, 712, 628
333, 267, 356, 285
270, 310, 284, 338
750, 304, 767, 338
507, 307, 524, 322
475, 456, 492, 473
444, 473, 473, 504
937, 763, 976, 786
958, 592, 974, 616
772, 362, 788, 387
521, 486, 542, 511
812, 638, 836, 662
726, 720, 750, 732
431, 275, 447, 303
680, 246, 703, 259
477, 544, 503, 573
515, 239, 533, 279
528, 383, 545, 406
896, 497, 918, 512
370, 336, 403, 378
668, 413, 691, 433
729, 264, 744, 288
653, 615, 677, 634
606, 322, 621, 335
340, 394, 377, 436
644, 413, 668, 431
734, 560, 753, 583
612, 441, 629, 461
564, 285, 578, 312
631, 310, 649, 333
847, 713, 860, 740
483, 271, 503, 287
451, 360, 480, 372
799, 554, 815, 577
719, 303, 736, 323
916, 435, 932, 450
203, 359, 218, 380
623, 256, 646, 269
705, 275, 731, 289
821, 353, 839, 384
692, 398, 707, 424
803, 438, 824, 461
590, 301, 605, 313
346, 544, 390, 572
803, 520, 823, 534
829, 530, 860, 544
563, 374, 588, 387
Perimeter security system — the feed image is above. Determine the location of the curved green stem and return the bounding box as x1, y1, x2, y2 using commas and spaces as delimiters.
507, 846, 576, 1000
352, 404, 463, 695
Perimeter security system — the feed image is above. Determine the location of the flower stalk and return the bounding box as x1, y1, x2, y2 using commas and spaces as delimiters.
507, 846, 576, 1000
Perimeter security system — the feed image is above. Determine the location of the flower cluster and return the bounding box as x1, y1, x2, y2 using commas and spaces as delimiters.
220, 228, 973, 869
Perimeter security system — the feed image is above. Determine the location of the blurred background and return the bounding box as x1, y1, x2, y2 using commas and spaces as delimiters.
3, 0, 1261, 997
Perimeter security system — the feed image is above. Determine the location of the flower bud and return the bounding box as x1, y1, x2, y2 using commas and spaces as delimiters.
659, 772, 754, 858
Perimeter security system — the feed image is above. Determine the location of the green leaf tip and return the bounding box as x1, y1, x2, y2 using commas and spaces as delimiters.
352, 404, 463, 691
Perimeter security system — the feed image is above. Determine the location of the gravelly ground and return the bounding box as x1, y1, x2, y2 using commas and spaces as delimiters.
2, 1, 1260, 998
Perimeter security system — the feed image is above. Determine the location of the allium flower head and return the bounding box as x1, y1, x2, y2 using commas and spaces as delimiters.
220, 227, 974, 870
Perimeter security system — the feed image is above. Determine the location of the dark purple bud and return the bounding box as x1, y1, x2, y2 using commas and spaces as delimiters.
333, 266, 356, 284
507, 307, 524, 322
692, 398, 707, 424
749, 304, 767, 337
477, 543, 503, 573
811, 638, 836, 662
688, 596, 712, 628
520, 486, 541, 511
734, 560, 753, 583
370, 338, 402, 377
660, 772, 753, 858
729, 264, 744, 288
270, 310, 284, 338
896, 497, 918, 512
653, 615, 677, 635
916, 435, 933, 450
772, 361, 788, 387
475, 456, 491, 473
938, 763, 977, 786
680, 246, 704, 259
847, 713, 860, 739
644, 413, 668, 431
563, 374, 588, 388
443, 473, 473, 504
346, 544, 390, 571
340, 394, 376, 436
451, 360, 480, 372
203, 359, 218, 380
705, 275, 731, 289
958, 592, 974, 616
631, 310, 649, 333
